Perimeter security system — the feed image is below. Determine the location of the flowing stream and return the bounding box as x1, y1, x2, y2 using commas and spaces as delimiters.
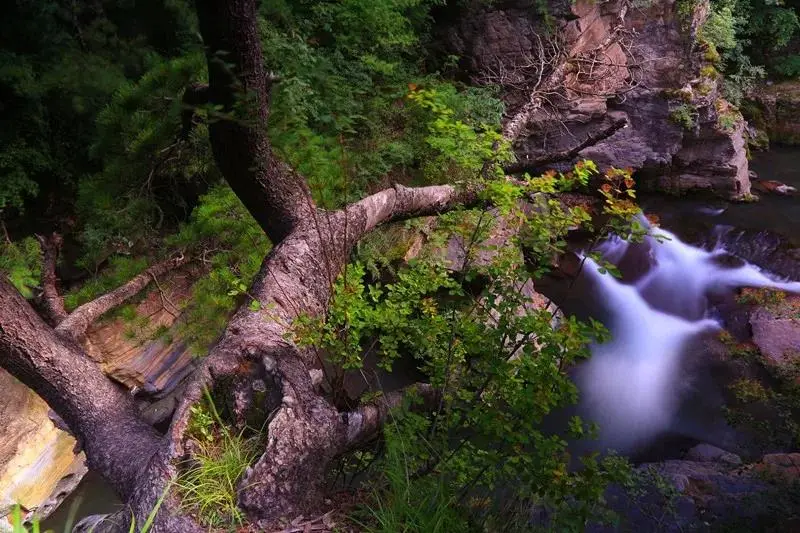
567, 223, 800, 455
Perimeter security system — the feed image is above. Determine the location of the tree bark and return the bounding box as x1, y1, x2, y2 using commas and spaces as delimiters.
56, 255, 186, 341
0, 278, 162, 499
36, 232, 69, 325
0, 0, 624, 529
195, 0, 315, 243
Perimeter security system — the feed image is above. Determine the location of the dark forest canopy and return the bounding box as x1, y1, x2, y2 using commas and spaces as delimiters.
1, 0, 800, 531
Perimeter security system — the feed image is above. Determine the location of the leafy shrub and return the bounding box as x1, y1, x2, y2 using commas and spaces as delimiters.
701, 6, 738, 50
167, 185, 270, 352
773, 55, 800, 78
63, 256, 149, 311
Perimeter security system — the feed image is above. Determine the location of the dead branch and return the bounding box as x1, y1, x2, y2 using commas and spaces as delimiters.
56, 254, 187, 341
504, 117, 628, 174
345, 383, 439, 448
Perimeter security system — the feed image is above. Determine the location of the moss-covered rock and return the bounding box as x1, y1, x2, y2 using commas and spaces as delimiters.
747, 81, 800, 146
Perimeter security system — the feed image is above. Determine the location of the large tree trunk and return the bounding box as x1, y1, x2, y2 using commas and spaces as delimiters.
0, 0, 601, 529
195, 0, 315, 243
0, 280, 161, 499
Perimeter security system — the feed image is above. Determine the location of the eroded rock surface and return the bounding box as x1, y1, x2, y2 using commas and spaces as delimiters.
0, 371, 86, 529
439, 0, 751, 198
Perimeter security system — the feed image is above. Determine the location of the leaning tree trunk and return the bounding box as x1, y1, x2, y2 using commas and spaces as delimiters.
0, 0, 624, 529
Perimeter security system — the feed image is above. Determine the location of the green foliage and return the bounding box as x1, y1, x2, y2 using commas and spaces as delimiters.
167, 185, 270, 352
773, 54, 800, 77
178, 393, 260, 529
77, 53, 210, 267
701, 5, 739, 50
670, 104, 696, 130
0, 0, 196, 224
407, 86, 511, 181
258, 0, 506, 208
297, 163, 648, 530
63, 256, 148, 311
703, 0, 797, 97
0, 237, 41, 299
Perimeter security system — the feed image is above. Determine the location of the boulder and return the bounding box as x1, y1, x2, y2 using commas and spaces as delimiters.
685, 443, 742, 465
756, 453, 800, 481
749, 294, 800, 366
438, 0, 751, 199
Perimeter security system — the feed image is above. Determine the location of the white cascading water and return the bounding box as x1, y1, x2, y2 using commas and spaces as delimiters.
574, 222, 800, 454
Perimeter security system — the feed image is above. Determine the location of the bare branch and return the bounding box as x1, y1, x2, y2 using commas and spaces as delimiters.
344, 383, 439, 448
36, 232, 69, 325
504, 117, 628, 175
56, 255, 187, 341
344, 183, 481, 240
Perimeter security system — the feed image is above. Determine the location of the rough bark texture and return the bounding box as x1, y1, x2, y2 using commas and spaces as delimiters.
0, 279, 161, 500
196, 0, 315, 243
36, 233, 69, 326
0, 0, 621, 529
165, 186, 475, 524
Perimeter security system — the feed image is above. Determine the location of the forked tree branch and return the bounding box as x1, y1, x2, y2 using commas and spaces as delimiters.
0, 278, 164, 500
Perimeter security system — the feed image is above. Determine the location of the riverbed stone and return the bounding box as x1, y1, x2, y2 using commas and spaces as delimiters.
756, 453, 800, 480
686, 443, 742, 465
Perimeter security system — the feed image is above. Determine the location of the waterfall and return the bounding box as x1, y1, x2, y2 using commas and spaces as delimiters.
572, 223, 800, 454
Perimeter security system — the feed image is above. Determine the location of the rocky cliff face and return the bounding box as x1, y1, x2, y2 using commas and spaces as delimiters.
439, 0, 751, 199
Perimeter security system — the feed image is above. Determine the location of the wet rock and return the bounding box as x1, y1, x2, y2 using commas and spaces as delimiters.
751, 179, 798, 196
686, 443, 742, 465
710, 227, 800, 280
749, 294, 800, 366
0, 370, 86, 526
73, 514, 110, 533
